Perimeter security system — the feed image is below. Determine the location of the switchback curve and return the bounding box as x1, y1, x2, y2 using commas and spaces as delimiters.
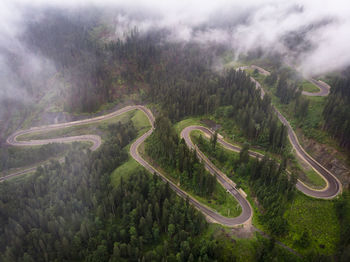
237, 65, 341, 198
4, 105, 252, 226
239, 65, 330, 96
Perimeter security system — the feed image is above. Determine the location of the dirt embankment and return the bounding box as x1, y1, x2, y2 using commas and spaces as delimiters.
299, 133, 350, 189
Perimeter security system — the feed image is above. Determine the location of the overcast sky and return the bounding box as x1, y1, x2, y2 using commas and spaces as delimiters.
1, 0, 350, 77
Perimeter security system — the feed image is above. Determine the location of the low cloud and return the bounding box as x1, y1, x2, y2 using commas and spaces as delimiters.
1, 0, 350, 96
100, 0, 350, 75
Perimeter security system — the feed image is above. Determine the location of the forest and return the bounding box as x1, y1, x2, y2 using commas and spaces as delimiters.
0, 121, 216, 261
264, 69, 310, 120
0, 121, 136, 261
21, 9, 289, 155
249, 156, 296, 236
323, 72, 350, 150
2, 6, 349, 262
335, 192, 350, 260
0, 119, 300, 262
23, 9, 118, 113
262, 64, 350, 152
145, 115, 216, 197
0, 143, 69, 173
196, 134, 297, 236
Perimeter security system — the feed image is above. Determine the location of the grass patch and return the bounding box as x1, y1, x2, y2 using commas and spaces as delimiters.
9, 107, 153, 186
18, 108, 151, 143
111, 157, 143, 187
216, 117, 248, 145
299, 96, 328, 141
206, 224, 258, 262
304, 169, 327, 189
288, 154, 326, 190
202, 224, 301, 262
173, 116, 204, 135
281, 192, 340, 256
18, 110, 136, 141
302, 80, 320, 93
191, 126, 339, 256
131, 109, 151, 136
110, 108, 153, 187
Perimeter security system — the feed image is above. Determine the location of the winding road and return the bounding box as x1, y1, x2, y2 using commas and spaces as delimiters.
4, 105, 252, 226
303, 79, 330, 97
238, 65, 342, 198
241, 65, 330, 96
2, 67, 342, 226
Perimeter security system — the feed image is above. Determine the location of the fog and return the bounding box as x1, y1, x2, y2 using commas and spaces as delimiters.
16, 0, 349, 75
1, 0, 350, 108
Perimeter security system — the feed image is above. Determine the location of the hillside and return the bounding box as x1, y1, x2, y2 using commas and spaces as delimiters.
1, 2, 350, 262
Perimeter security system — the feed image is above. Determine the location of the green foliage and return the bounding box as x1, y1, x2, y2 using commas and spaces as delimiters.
146, 115, 216, 197
242, 156, 296, 236
263, 68, 350, 154
201, 226, 301, 262
215, 103, 288, 154
283, 193, 340, 256
23, 10, 288, 156
149, 115, 179, 168
196, 131, 296, 236
195, 132, 238, 171
263, 69, 310, 121
131, 109, 152, 135
294, 96, 310, 119
0, 121, 136, 261
275, 74, 301, 104
196, 131, 341, 257
335, 191, 350, 261
301, 80, 320, 93
323, 74, 350, 150
110, 158, 143, 187
264, 71, 278, 86
239, 142, 250, 164
0, 143, 69, 172
18, 109, 135, 141
293, 231, 310, 248
0, 120, 220, 261
254, 235, 301, 262
210, 131, 218, 150
0, 118, 259, 261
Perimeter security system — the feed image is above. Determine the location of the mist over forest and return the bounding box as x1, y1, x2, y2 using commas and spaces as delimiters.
1, 0, 350, 98
1, 1, 350, 261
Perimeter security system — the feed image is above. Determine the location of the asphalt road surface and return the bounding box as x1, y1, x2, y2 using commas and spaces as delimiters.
238, 65, 330, 97
237, 65, 341, 198
3, 106, 142, 182
302, 78, 330, 96
180, 126, 252, 224
4, 105, 252, 226
3, 67, 341, 228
